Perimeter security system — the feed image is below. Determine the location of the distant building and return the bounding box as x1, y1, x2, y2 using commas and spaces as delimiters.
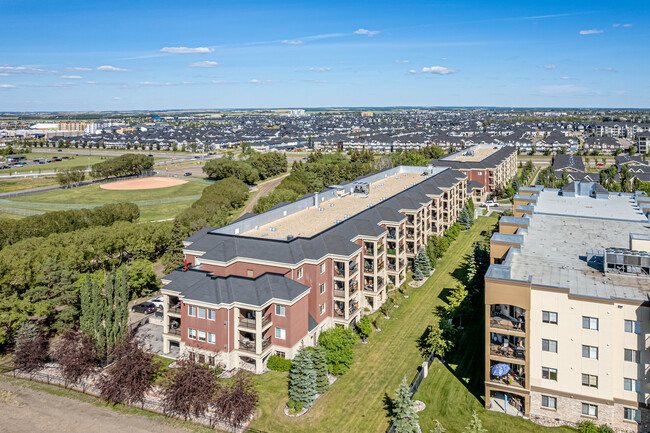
288, 109, 306, 117
637, 132, 650, 155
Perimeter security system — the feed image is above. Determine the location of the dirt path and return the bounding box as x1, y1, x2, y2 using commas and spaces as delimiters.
239, 173, 290, 216
0, 379, 185, 433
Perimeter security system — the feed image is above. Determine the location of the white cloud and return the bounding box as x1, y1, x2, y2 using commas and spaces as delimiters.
282, 40, 304, 45
421, 66, 458, 75
112, 97, 120, 100
594, 67, 617, 72
0, 66, 57, 75
0, 84, 16, 88
408, 69, 419, 75
622, 23, 632, 27
249, 79, 274, 84
86, 81, 97, 84
395, 60, 409, 64
66, 67, 92, 72
542, 64, 556, 70
354, 28, 380, 36
139, 81, 196, 87
60, 75, 83, 79
97, 65, 130, 72
540, 84, 586, 95
441, 57, 447, 61
189, 61, 219, 68
309, 67, 331, 72
160, 46, 214, 54
561, 76, 571, 80
579, 29, 603, 35
212, 80, 234, 85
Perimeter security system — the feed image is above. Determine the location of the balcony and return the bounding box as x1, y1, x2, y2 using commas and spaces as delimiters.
489, 343, 525, 361
349, 280, 359, 295
239, 316, 272, 330
490, 315, 525, 333
387, 248, 396, 256
406, 232, 415, 240
377, 261, 385, 271
377, 244, 384, 254
334, 262, 345, 278
387, 229, 397, 239
261, 337, 271, 351
349, 302, 359, 315
334, 302, 345, 317
167, 328, 181, 336
399, 259, 406, 270
334, 289, 346, 298
490, 374, 525, 389
168, 304, 181, 315
239, 339, 256, 353
364, 243, 375, 256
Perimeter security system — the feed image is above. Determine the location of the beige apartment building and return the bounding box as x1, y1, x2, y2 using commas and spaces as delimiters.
485, 182, 650, 432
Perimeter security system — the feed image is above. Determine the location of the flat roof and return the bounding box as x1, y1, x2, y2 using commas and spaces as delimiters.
241, 171, 432, 239
441, 147, 500, 162
507, 191, 650, 300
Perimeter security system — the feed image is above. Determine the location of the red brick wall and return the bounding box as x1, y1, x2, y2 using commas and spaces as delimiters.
272, 295, 310, 347
181, 302, 234, 352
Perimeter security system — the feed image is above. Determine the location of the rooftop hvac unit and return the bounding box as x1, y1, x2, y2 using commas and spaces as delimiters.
270, 227, 276, 232
329, 203, 335, 207
344, 214, 350, 219
287, 235, 294, 240
334, 219, 340, 224
318, 207, 324, 212
396, 176, 400, 179
367, 203, 372, 208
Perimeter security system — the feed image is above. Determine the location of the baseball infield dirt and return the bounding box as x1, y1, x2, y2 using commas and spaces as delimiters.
100, 177, 188, 191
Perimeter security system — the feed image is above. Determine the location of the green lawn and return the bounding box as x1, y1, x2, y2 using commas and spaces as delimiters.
248, 215, 563, 433
0, 176, 60, 193
1, 153, 113, 174
138, 200, 196, 222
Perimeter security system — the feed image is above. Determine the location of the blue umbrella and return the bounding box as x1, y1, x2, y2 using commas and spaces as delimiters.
491, 363, 510, 377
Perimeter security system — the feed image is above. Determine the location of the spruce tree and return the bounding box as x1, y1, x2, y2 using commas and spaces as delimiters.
104, 270, 115, 353
392, 377, 419, 433
312, 346, 330, 394
91, 274, 106, 357
289, 348, 317, 408
79, 274, 92, 336
459, 207, 471, 229
413, 249, 430, 280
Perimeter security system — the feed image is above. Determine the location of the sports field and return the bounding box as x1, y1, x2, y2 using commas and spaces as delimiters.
1, 177, 208, 221
0, 153, 110, 174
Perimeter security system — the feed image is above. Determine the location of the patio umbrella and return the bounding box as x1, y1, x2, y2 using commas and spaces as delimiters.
491, 363, 510, 377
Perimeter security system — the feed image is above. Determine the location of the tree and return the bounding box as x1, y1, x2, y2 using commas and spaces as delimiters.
431, 420, 447, 433
357, 315, 372, 342
127, 259, 159, 298
630, 145, 637, 156
445, 284, 469, 322
426, 235, 449, 263
213, 371, 258, 430
464, 410, 487, 433
318, 326, 357, 375
289, 348, 317, 408
13, 322, 48, 373
417, 317, 455, 359
202, 159, 259, 184
163, 359, 218, 419
98, 336, 156, 406
459, 207, 471, 230
52, 330, 97, 387
413, 248, 431, 281
311, 346, 330, 394
391, 377, 419, 433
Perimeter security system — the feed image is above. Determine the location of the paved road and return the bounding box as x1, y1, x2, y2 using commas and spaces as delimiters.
0, 379, 184, 433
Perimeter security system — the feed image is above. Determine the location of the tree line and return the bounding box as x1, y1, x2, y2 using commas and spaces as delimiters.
0, 202, 139, 250
91, 154, 154, 179
202, 151, 287, 185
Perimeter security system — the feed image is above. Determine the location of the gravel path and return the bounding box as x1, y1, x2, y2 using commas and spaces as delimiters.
0, 379, 186, 433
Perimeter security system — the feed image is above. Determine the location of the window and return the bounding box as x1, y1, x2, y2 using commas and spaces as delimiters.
624, 407, 640, 422
624, 378, 640, 392
188, 328, 196, 339
188, 305, 196, 316
624, 349, 640, 363
275, 305, 286, 316
247, 269, 254, 277
296, 268, 303, 279
542, 339, 558, 353
624, 320, 640, 334
275, 328, 286, 340
541, 395, 557, 410
207, 309, 215, 321
207, 332, 216, 344
582, 345, 598, 359
320, 263, 326, 274
542, 311, 557, 324
319, 303, 325, 315
582, 316, 598, 330
197, 307, 206, 319
582, 374, 598, 388
582, 403, 598, 418
542, 367, 557, 381
197, 330, 206, 342
320, 283, 326, 294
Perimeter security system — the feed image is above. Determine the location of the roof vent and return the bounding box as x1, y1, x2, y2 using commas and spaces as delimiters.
334, 219, 340, 224
367, 203, 372, 208
344, 214, 350, 219
318, 207, 324, 212
270, 227, 276, 232
287, 235, 294, 240
329, 203, 335, 207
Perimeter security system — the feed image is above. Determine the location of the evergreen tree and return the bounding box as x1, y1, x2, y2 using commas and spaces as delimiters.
90, 274, 105, 357
104, 270, 115, 353
311, 346, 330, 394
392, 377, 419, 433
466, 249, 478, 286
413, 248, 431, 281
464, 410, 487, 433
289, 348, 317, 407
459, 206, 471, 229
79, 274, 92, 336
512, 176, 520, 192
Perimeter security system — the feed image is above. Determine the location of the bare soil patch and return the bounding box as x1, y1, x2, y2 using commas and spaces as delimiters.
100, 177, 188, 191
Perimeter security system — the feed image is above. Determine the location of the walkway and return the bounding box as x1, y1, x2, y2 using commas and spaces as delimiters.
239, 173, 290, 216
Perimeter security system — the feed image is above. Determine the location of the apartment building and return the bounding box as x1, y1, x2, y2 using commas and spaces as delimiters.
596, 122, 650, 139
485, 182, 650, 432
428, 144, 517, 199
160, 165, 470, 372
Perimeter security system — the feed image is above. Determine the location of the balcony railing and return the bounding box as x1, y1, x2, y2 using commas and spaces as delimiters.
490, 315, 525, 333
349, 262, 358, 275
167, 328, 181, 336
387, 248, 396, 256
168, 304, 181, 314
239, 317, 272, 329
399, 259, 406, 269
489, 343, 525, 361
377, 244, 384, 254
377, 261, 385, 271
334, 267, 345, 278
349, 303, 359, 315
262, 337, 271, 350
334, 289, 346, 298
334, 306, 345, 317
239, 339, 256, 353
490, 374, 525, 389
388, 262, 396, 271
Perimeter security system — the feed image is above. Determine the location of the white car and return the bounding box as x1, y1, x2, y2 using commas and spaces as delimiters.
481, 201, 498, 208
148, 296, 164, 309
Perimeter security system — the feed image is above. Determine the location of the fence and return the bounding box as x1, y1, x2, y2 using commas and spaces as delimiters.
387, 350, 437, 433
0, 205, 46, 216
2, 361, 266, 433
0, 194, 202, 211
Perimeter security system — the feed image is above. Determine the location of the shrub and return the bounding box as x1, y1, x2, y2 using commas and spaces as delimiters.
578, 421, 598, 433
597, 425, 614, 433
267, 355, 293, 372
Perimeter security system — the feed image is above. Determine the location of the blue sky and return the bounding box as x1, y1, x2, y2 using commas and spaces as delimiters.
0, 0, 648, 111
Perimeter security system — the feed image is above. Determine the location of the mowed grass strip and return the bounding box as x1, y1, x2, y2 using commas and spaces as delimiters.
0, 176, 60, 193
5, 181, 207, 205
1, 153, 111, 174
249, 216, 531, 433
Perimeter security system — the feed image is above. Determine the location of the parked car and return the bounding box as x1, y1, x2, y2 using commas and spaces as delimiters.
57, 149, 62, 152
481, 200, 498, 208
131, 301, 157, 314
184, 172, 192, 176
148, 296, 164, 309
